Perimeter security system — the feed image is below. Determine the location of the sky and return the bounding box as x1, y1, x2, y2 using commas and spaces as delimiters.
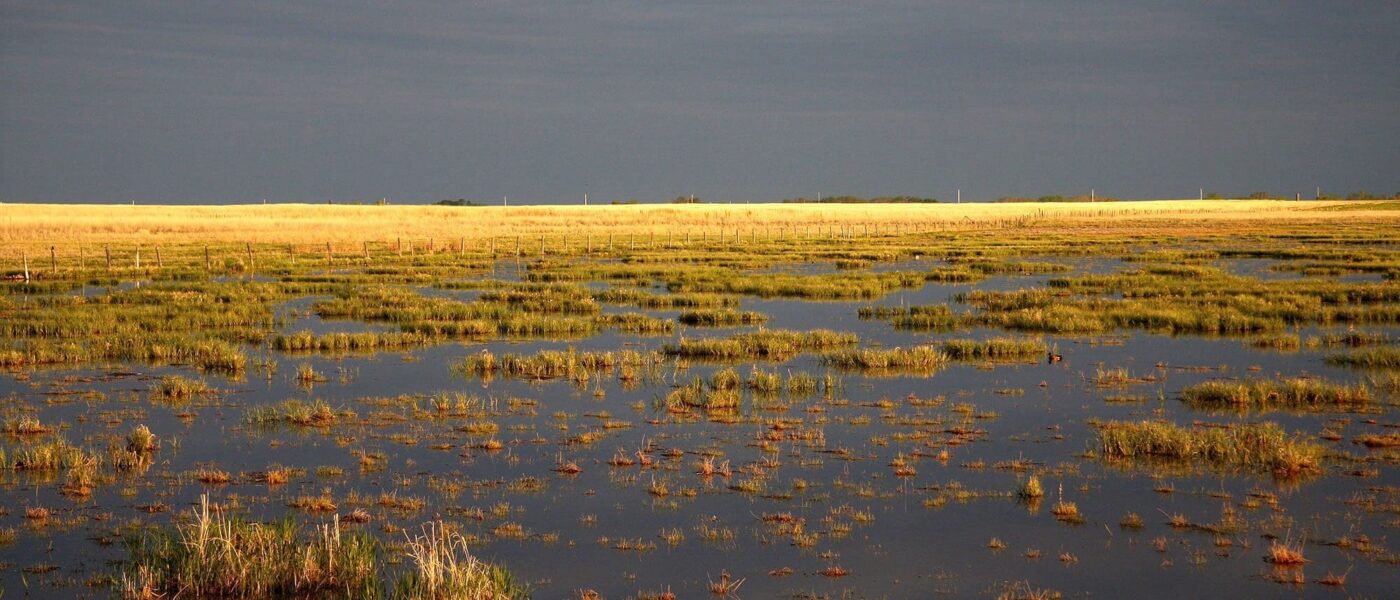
1, 1, 1397, 204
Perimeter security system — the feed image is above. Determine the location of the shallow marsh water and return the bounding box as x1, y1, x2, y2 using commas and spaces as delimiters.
0, 259, 1397, 599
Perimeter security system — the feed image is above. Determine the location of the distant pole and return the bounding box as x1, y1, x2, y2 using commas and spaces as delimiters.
503, 196, 508, 206
584, 193, 588, 206
956, 189, 961, 204
1090, 189, 1095, 202
22, 251, 30, 283
1199, 188, 1203, 200
1316, 187, 1321, 200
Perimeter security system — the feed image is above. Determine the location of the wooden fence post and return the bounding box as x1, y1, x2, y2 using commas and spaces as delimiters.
205, 246, 211, 271
155, 246, 162, 268
50, 246, 57, 274
246, 242, 254, 271
22, 251, 29, 283
105, 246, 112, 270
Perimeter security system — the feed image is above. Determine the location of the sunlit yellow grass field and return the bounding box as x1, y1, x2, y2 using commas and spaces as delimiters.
1, 199, 1395, 250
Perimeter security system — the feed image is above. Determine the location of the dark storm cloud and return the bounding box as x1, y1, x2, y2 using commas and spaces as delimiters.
1, 1, 1396, 203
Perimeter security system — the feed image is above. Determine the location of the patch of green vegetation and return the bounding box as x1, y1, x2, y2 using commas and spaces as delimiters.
821, 345, 949, 373
940, 337, 1047, 360
121, 497, 524, 598
1096, 420, 1322, 477
1326, 346, 1400, 369
1180, 378, 1371, 411
678, 309, 768, 326
457, 348, 662, 381
663, 329, 858, 360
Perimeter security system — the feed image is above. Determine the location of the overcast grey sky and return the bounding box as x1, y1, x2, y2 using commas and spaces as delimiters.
2, 1, 1397, 203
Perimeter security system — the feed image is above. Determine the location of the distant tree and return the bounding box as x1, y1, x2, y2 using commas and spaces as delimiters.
1246, 191, 1272, 200
672, 196, 701, 204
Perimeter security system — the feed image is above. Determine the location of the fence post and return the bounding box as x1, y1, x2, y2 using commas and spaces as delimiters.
205, 246, 211, 271
246, 242, 254, 271
325, 242, 332, 263
105, 246, 112, 270
22, 251, 29, 283
155, 246, 162, 268
50, 246, 57, 274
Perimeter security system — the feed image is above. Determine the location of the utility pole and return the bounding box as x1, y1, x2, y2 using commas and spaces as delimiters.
503, 196, 508, 206
1090, 189, 1095, 202
956, 189, 961, 204
1199, 188, 1203, 201
584, 194, 588, 206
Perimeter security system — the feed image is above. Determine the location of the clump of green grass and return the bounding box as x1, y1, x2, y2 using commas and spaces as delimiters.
0, 437, 90, 471
150, 375, 211, 402
664, 329, 857, 361
1326, 346, 1400, 369
859, 304, 959, 331
1017, 475, 1044, 499
821, 345, 949, 373
668, 271, 922, 300
664, 376, 741, 413
457, 348, 661, 381
394, 521, 524, 599
1, 416, 52, 435
247, 400, 341, 427
273, 330, 436, 352
595, 313, 675, 334
121, 495, 519, 598
1096, 420, 1323, 476
678, 309, 768, 327
940, 337, 1047, 360
1180, 378, 1371, 410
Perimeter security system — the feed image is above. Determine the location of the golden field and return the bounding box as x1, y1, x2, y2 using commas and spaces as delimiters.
0, 199, 1396, 250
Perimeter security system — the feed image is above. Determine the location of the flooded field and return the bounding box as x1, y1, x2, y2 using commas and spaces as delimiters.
1, 202, 1398, 598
